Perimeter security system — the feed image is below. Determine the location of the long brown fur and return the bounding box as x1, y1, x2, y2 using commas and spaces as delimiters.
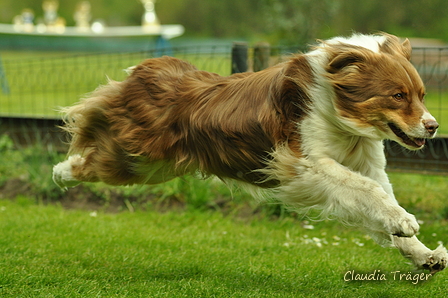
63, 55, 313, 187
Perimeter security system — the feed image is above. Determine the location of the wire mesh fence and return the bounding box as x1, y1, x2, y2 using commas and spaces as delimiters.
0, 46, 234, 117
0, 45, 301, 118
1, 44, 448, 174
385, 137, 448, 174
412, 47, 448, 134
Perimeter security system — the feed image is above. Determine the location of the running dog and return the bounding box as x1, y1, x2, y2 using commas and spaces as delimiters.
53, 33, 447, 273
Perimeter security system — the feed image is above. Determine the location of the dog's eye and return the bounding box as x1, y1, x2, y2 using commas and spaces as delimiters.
393, 93, 404, 101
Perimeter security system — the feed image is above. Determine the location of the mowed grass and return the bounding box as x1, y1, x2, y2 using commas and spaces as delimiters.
0, 142, 447, 297
0, 159, 447, 297
1, 196, 448, 298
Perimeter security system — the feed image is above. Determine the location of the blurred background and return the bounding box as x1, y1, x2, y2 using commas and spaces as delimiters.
0, 0, 447, 45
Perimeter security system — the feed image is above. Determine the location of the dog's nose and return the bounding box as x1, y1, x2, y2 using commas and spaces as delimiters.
423, 119, 439, 134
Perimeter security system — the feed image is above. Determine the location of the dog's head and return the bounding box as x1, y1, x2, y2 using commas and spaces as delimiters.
325, 33, 438, 150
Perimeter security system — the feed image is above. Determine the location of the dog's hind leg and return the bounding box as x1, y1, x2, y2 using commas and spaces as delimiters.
53, 154, 99, 189
53, 155, 88, 189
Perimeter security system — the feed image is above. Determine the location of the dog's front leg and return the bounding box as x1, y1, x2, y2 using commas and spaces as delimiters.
393, 235, 447, 274
277, 157, 419, 237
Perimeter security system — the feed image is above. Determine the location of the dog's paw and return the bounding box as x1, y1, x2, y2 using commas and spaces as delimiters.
417, 245, 448, 274
386, 211, 419, 237
52, 155, 83, 190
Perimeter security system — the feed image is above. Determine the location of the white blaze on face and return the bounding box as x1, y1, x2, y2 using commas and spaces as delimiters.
420, 111, 439, 138
422, 111, 436, 123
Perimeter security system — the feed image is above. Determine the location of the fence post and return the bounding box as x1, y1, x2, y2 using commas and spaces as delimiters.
253, 42, 270, 72
231, 42, 248, 74
0, 54, 10, 95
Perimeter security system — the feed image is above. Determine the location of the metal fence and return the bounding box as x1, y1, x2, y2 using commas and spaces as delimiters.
0, 44, 448, 174
0, 46, 230, 118
0, 44, 302, 117
412, 47, 448, 132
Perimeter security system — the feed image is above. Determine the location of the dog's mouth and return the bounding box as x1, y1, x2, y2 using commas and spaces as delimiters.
388, 123, 425, 149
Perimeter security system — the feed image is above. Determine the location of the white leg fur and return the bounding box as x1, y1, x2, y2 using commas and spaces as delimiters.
276, 157, 419, 238
274, 155, 448, 272
393, 236, 448, 274
52, 154, 83, 190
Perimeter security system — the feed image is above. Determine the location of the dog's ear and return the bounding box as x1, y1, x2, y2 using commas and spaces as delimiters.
401, 38, 412, 61
327, 50, 367, 74
379, 33, 412, 61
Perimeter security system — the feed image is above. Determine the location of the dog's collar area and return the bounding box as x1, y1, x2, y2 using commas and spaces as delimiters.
388, 123, 425, 148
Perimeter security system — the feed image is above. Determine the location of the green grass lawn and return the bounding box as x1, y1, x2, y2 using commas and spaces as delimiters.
1, 197, 447, 298
1, 139, 448, 297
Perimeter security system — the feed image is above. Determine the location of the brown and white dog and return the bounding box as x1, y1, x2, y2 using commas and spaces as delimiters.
53, 33, 447, 273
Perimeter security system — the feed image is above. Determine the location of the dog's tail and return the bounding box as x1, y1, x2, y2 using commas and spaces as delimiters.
61, 56, 201, 156
60, 79, 123, 156
58, 78, 141, 185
